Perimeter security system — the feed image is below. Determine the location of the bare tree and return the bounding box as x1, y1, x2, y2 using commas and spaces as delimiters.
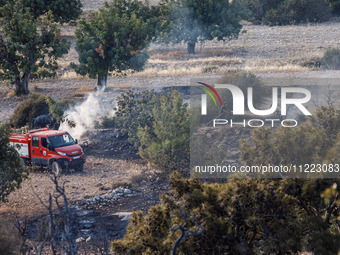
15, 175, 113, 254
24, 175, 77, 255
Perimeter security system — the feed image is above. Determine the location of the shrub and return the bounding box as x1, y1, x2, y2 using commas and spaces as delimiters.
237, 0, 332, 25
114, 89, 161, 148
322, 47, 340, 70
265, 0, 331, 25
100, 88, 190, 173
0, 124, 27, 202
112, 172, 340, 254
240, 105, 340, 167
30, 68, 57, 80
329, 0, 340, 15
9, 94, 72, 128
137, 88, 190, 173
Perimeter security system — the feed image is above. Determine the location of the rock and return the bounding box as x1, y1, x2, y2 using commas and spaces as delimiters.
123, 189, 132, 194
115, 193, 123, 198
114, 212, 133, 221
115, 187, 124, 193
76, 237, 85, 243
102, 194, 110, 200
113, 194, 121, 200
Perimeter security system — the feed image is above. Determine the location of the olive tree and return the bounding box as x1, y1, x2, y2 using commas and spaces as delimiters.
0, 0, 82, 23
159, 0, 242, 54
72, 0, 157, 91
0, 2, 70, 95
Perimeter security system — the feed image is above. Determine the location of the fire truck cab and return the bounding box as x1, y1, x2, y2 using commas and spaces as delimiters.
10, 128, 85, 175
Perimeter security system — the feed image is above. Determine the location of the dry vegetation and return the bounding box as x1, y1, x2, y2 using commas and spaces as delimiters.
1, 0, 340, 251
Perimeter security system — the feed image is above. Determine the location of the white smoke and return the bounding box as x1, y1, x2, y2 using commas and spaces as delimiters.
59, 91, 116, 140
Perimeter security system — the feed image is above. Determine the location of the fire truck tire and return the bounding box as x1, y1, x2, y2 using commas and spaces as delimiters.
75, 164, 84, 172
51, 161, 62, 176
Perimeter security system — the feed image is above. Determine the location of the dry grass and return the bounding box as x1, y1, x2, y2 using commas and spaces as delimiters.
61, 71, 82, 79
135, 59, 308, 77
148, 56, 243, 65
71, 86, 94, 99
4, 90, 16, 99
149, 48, 233, 60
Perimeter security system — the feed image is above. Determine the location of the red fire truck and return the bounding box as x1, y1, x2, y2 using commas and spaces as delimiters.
10, 128, 85, 175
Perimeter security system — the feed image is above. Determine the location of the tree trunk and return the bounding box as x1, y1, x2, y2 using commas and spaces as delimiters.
22, 73, 30, 95
14, 73, 30, 95
14, 77, 22, 96
187, 42, 196, 54
96, 74, 107, 92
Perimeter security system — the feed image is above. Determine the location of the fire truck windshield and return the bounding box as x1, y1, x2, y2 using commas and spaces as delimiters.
49, 134, 75, 148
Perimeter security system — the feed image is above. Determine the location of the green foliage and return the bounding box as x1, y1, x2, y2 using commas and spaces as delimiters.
0, 0, 82, 23
0, 124, 27, 202
25, 0, 82, 23
30, 68, 58, 80
72, 0, 156, 89
9, 94, 70, 128
158, 0, 242, 54
114, 89, 161, 148
113, 172, 340, 254
237, 0, 332, 25
0, 1, 70, 95
323, 47, 340, 70
265, 0, 331, 25
99, 88, 189, 173
329, 0, 340, 15
240, 105, 340, 167
137, 89, 190, 173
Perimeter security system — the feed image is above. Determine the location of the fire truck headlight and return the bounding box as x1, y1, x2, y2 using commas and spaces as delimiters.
57, 151, 67, 156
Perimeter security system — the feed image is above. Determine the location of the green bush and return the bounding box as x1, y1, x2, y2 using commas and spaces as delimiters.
112, 172, 340, 254
265, 0, 331, 25
0, 124, 27, 202
236, 0, 332, 25
99, 88, 190, 173
322, 47, 340, 70
113, 89, 161, 148
9, 94, 72, 128
30, 68, 57, 80
329, 0, 340, 15
240, 105, 340, 167
137, 88, 190, 173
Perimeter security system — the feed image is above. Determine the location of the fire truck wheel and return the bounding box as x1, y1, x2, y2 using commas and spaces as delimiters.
75, 164, 84, 172
51, 161, 62, 176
